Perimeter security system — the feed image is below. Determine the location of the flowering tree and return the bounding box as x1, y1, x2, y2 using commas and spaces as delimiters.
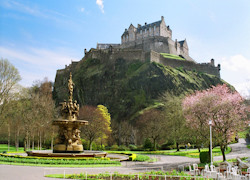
182, 84, 248, 161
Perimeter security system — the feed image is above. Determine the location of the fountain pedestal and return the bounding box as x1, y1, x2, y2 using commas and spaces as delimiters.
52, 72, 88, 153
53, 119, 88, 153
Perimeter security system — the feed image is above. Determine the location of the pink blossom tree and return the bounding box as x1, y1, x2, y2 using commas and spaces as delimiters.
182, 84, 248, 161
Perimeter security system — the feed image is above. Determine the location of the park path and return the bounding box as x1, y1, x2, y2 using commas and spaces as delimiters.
0, 138, 249, 180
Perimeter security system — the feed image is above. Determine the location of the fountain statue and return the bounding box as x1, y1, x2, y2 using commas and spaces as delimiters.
27, 72, 107, 157
52, 72, 88, 153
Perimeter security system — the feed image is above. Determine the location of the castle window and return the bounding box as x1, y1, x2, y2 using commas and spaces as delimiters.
145, 29, 147, 33
140, 30, 142, 34
154, 26, 156, 31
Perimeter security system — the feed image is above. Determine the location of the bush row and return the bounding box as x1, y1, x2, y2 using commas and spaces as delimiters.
0, 154, 120, 165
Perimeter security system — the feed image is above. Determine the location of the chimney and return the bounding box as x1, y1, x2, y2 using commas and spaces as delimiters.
137, 24, 141, 28
161, 16, 164, 21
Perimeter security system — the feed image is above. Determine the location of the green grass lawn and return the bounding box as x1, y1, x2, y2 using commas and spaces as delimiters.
45, 170, 196, 180
107, 146, 231, 158
0, 161, 120, 167
0, 144, 25, 153
238, 127, 250, 138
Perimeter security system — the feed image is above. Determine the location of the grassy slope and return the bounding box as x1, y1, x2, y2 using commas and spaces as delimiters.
160, 53, 185, 60
53, 58, 227, 123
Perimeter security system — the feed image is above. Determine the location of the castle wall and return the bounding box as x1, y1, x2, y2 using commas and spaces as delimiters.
81, 49, 221, 78
150, 51, 220, 77
87, 49, 148, 63
120, 36, 171, 54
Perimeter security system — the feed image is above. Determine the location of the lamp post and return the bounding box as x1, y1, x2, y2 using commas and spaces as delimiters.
209, 120, 213, 165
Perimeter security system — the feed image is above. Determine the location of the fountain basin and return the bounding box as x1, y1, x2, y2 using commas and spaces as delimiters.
26, 150, 107, 158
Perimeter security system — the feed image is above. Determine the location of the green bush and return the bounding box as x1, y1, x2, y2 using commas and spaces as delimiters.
128, 144, 137, 151
0, 154, 120, 166
200, 151, 210, 163
110, 144, 119, 151
143, 138, 152, 150
118, 145, 128, 151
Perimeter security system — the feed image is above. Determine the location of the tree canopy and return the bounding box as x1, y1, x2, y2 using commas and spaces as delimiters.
79, 105, 111, 150
182, 84, 248, 161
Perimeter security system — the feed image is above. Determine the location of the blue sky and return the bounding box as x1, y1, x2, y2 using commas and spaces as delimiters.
1, 0, 250, 97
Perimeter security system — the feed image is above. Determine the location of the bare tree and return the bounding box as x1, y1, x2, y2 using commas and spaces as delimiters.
0, 58, 21, 126
136, 109, 166, 150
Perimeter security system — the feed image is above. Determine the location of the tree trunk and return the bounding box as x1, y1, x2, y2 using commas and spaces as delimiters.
198, 147, 200, 152
118, 123, 121, 146
51, 130, 54, 150
32, 134, 34, 150
153, 138, 156, 150
28, 135, 30, 150
221, 145, 226, 161
24, 137, 27, 152
37, 131, 40, 150
176, 142, 180, 152
24, 129, 28, 151
89, 140, 93, 150
8, 123, 10, 152
15, 128, 20, 151
39, 130, 42, 150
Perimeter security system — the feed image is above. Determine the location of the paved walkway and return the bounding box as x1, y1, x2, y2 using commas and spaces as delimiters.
0, 139, 249, 180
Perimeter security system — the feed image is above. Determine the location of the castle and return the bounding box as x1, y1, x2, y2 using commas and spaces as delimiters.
97, 16, 193, 62
68, 16, 221, 77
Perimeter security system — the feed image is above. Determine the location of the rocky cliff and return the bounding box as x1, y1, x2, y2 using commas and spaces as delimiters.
53, 57, 229, 123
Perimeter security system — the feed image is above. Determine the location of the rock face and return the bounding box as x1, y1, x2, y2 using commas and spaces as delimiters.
53, 57, 229, 123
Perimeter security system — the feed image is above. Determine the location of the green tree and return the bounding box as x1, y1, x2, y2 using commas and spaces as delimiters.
164, 96, 187, 151
79, 105, 111, 150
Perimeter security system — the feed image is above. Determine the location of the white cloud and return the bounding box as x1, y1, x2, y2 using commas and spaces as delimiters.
219, 55, 250, 98
96, 0, 104, 13
233, 81, 250, 98
1, 0, 68, 21
221, 55, 250, 72
0, 46, 79, 87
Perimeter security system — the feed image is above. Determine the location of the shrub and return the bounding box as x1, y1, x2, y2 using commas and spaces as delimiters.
128, 144, 137, 151
118, 145, 128, 151
160, 140, 175, 150
143, 138, 152, 150
110, 144, 119, 151
200, 151, 210, 163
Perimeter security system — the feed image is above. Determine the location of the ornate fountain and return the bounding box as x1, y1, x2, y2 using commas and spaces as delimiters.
52, 72, 88, 153
27, 73, 107, 157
